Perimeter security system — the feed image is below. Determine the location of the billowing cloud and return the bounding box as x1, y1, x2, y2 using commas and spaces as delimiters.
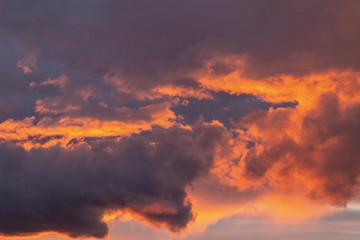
238, 92, 360, 205
0, 121, 226, 238
0, 0, 360, 239
209, 70, 360, 208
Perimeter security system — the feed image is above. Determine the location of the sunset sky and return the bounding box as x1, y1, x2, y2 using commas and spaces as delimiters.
0, 1, 360, 239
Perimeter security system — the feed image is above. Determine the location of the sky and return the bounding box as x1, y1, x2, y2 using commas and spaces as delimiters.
0, 0, 360, 239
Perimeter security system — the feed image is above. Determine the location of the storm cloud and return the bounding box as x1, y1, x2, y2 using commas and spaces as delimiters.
0, 122, 225, 238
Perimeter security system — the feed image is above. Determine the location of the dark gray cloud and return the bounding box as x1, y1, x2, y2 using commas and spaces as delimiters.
2, 0, 359, 83
0, 122, 226, 238
1, 0, 358, 123
0, 34, 36, 121
173, 92, 297, 127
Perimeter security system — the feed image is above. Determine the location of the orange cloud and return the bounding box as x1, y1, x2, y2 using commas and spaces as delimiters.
0, 103, 177, 149
199, 65, 360, 207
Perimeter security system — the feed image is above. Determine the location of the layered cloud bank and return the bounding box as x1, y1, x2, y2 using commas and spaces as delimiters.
0, 0, 360, 239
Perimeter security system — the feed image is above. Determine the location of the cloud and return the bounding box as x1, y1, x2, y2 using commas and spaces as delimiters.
2, 0, 360, 89
1, 0, 359, 126
0, 121, 226, 238
172, 91, 297, 127
215, 91, 360, 206
0, 0, 360, 238
16, 52, 38, 74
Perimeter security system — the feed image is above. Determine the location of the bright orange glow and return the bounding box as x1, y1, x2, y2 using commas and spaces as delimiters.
0, 103, 177, 149
0, 231, 71, 240
254, 193, 329, 221
201, 71, 359, 106
187, 190, 247, 232
154, 85, 212, 99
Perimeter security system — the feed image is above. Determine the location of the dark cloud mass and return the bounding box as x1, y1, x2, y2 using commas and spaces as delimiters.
0, 122, 224, 238
0, 0, 359, 120
0, 0, 360, 239
173, 92, 297, 127
2, 0, 360, 85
